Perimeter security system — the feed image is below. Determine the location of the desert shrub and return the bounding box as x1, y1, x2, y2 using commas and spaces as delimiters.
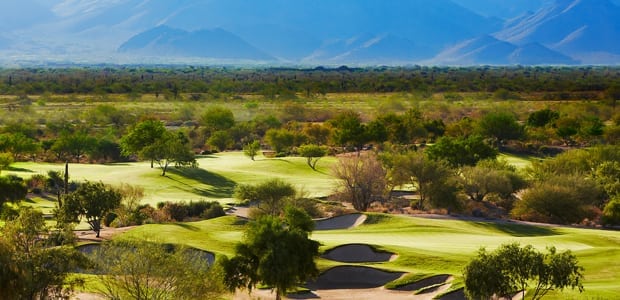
511, 179, 599, 224
201, 203, 226, 219
26, 174, 47, 193
602, 197, 620, 226
162, 202, 188, 222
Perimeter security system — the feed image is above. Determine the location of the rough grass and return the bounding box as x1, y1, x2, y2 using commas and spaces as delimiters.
112, 213, 620, 299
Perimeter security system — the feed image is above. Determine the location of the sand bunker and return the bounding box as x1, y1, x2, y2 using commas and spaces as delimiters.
307, 266, 405, 289
394, 275, 452, 291
322, 243, 397, 263
314, 213, 367, 230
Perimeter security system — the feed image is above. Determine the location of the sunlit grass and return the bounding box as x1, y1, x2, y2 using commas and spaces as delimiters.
112, 213, 620, 299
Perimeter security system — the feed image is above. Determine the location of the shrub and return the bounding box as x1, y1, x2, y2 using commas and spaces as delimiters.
103, 212, 117, 227
162, 202, 188, 222
201, 203, 226, 219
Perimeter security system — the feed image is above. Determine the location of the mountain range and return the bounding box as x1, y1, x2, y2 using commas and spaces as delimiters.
1, 0, 620, 66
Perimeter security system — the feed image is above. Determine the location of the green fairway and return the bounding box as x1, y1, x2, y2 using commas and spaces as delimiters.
8, 152, 337, 206
115, 213, 620, 299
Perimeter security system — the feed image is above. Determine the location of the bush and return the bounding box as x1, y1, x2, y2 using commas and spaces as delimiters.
162, 202, 188, 222
602, 197, 620, 226
103, 212, 117, 227
201, 203, 226, 219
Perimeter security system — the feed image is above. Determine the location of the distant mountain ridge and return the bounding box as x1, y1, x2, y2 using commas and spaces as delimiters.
0, 0, 619, 65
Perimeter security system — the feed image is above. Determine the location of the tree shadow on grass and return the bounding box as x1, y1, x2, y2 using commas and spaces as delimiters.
8, 166, 34, 173
171, 222, 200, 231
469, 221, 561, 237
166, 167, 237, 199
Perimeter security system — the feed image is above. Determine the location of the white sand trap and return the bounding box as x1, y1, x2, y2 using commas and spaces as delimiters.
314, 213, 367, 230
394, 275, 452, 291
437, 288, 466, 300
307, 266, 405, 289
322, 243, 397, 263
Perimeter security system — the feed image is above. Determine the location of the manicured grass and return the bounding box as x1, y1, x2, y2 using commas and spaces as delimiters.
498, 153, 537, 170
113, 213, 620, 299
7, 152, 337, 206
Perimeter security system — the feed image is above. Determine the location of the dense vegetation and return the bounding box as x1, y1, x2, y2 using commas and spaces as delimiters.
0, 66, 619, 299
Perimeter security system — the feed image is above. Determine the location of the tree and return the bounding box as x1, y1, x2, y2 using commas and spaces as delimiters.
298, 144, 327, 170
140, 131, 197, 176
477, 111, 524, 146
511, 175, 602, 224
51, 132, 97, 162
243, 140, 261, 161
206, 130, 233, 151
200, 106, 235, 134
464, 243, 584, 300
386, 151, 458, 210
332, 152, 387, 211
234, 178, 296, 217
460, 160, 526, 204
0, 152, 13, 174
120, 119, 166, 167
60, 181, 122, 237
0, 207, 88, 300
93, 240, 225, 300
602, 196, 620, 226
0, 175, 27, 210
425, 135, 498, 167
329, 111, 368, 150
527, 108, 559, 127
264, 128, 296, 154
222, 208, 320, 300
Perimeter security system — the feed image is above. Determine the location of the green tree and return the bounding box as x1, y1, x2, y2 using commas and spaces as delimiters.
207, 130, 233, 151
120, 119, 166, 167
93, 240, 225, 300
329, 111, 368, 150
264, 128, 296, 154
602, 196, 620, 226
298, 144, 327, 170
140, 131, 197, 176
512, 175, 602, 224
464, 243, 584, 300
332, 152, 387, 211
0, 175, 27, 210
527, 108, 559, 127
200, 106, 235, 134
234, 178, 297, 217
222, 208, 320, 300
60, 181, 122, 237
243, 140, 261, 161
477, 111, 524, 146
0, 152, 13, 175
425, 135, 498, 167
386, 151, 458, 210
0, 207, 88, 300
51, 132, 97, 162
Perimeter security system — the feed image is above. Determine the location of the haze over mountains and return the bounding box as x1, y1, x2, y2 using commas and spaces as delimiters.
1, 0, 620, 66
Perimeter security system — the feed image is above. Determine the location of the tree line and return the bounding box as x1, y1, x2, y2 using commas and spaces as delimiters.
2, 66, 620, 97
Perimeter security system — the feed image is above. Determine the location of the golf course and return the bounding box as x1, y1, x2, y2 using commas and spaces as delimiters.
8, 151, 620, 299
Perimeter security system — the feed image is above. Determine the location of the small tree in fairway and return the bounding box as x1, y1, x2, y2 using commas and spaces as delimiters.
222, 207, 320, 300
59, 181, 122, 237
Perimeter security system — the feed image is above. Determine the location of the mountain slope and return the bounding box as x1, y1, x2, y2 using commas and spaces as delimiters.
119, 25, 273, 60
495, 0, 620, 62
432, 35, 576, 65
